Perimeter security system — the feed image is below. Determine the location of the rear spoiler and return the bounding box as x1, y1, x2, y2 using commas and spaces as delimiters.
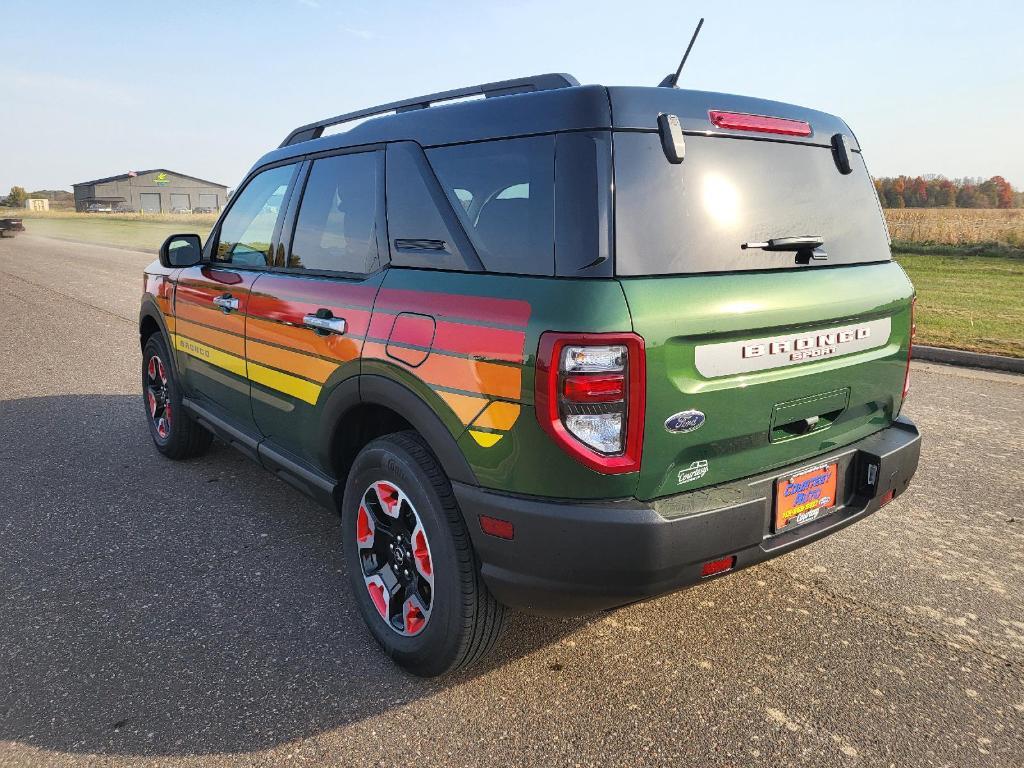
607, 86, 860, 150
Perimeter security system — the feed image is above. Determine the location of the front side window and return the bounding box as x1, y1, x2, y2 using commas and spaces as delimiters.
288, 151, 380, 273
427, 136, 554, 276
215, 164, 295, 266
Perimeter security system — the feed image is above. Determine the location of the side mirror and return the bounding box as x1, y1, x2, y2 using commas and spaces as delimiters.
159, 234, 202, 268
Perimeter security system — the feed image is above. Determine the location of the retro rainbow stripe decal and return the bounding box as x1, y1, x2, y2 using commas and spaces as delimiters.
158, 278, 531, 446
364, 288, 531, 447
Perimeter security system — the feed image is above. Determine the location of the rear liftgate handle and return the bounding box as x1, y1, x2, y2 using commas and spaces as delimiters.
303, 308, 347, 336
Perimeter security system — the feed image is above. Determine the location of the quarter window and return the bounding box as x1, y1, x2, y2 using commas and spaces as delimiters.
289, 152, 381, 274
215, 164, 295, 266
426, 136, 554, 276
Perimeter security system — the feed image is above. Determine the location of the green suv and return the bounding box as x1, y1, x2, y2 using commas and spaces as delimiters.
140, 73, 920, 676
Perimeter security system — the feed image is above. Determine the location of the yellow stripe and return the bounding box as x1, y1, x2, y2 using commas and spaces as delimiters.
247, 362, 322, 405
172, 333, 246, 377
469, 430, 503, 448
172, 333, 322, 405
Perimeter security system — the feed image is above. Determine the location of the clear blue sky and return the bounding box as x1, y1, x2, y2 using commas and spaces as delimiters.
3, 0, 1021, 193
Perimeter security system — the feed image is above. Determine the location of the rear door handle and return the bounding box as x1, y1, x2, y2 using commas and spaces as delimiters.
303, 312, 347, 335
213, 294, 239, 312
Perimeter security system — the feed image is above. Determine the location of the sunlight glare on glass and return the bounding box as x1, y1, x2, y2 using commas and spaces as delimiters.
702, 173, 740, 227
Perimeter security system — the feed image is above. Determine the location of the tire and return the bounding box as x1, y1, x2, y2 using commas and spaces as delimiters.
341, 431, 505, 677
142, 333, 212, 460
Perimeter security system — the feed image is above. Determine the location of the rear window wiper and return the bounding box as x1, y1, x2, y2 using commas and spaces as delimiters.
741, 236, 826, 264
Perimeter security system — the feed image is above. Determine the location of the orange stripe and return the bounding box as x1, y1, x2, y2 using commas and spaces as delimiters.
246, 340, 339, 383
364, 341, 522, 400
175, 318, 245, 357
175, 300, 246, 336
471, 401, 521, 431
246, 316, 361, 363
437, 390, 488, 425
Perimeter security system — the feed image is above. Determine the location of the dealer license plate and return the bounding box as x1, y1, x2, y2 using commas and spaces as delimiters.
774, 462, 838, 532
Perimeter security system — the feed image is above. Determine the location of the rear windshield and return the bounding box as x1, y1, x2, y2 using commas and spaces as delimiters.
614, 133, 890, 275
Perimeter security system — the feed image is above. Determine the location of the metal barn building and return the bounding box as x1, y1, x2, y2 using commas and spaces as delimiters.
72, 169, 228, 213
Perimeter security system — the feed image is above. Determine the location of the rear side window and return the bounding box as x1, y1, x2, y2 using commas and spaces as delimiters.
215, 164, 295, 267
614, 133, 891, 275
289, 151, 381, 274
427, 136, 554, 276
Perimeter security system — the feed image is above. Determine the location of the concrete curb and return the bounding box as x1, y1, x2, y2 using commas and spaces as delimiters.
913, 345, 1024, 374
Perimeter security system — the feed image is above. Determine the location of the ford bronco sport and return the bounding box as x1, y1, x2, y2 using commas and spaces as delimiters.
140, 73, 920, 676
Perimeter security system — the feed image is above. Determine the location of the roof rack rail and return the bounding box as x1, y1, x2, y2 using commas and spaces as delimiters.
279, 73, 580, 148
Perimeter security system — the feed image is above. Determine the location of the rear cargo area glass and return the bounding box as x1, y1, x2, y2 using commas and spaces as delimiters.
614, 133, 890, 275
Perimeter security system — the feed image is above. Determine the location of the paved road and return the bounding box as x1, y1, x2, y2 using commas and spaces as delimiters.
1, 234, 1022, 768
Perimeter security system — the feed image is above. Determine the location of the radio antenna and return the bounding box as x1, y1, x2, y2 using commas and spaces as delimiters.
658, 18, 705, 88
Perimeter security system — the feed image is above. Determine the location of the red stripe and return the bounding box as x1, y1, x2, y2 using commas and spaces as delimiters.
432, 320, 525, 362
388, 314, 436, 348
247, 294, 372, 337
253, 275, 377, 309
375, 288, 531, 327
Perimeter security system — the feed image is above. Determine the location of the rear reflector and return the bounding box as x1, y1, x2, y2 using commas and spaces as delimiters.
701, 555, 736, 578
709, 110, 812, 137
903, 297, 916, 401
879, 489, 895, 508
479, 514, 515, 540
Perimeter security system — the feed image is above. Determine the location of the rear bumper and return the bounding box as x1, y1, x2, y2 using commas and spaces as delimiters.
454, 417, 920, 616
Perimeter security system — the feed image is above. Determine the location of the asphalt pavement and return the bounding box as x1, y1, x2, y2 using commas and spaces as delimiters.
1, 234, 1022, 767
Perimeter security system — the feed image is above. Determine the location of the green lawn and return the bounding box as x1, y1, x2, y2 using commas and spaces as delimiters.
896, 252, 1024, 358
18, 216, 214, 253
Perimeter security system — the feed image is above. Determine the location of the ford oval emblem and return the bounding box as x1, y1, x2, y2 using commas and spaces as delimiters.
665, 410, 705, 434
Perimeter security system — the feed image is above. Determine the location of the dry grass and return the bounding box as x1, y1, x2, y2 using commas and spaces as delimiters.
884, 208, 1024, 248
7, 208, 219, 227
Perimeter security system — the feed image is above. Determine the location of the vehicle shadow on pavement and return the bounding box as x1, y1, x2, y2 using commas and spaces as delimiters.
0, 395, 590, 758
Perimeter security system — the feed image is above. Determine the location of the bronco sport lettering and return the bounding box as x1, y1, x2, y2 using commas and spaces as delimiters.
139, 72, 920, 677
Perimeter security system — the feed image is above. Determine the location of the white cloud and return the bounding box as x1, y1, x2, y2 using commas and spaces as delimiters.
339, 24, 375, 40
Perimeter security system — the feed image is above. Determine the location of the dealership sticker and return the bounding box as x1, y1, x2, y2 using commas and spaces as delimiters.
677, 460, 709, 485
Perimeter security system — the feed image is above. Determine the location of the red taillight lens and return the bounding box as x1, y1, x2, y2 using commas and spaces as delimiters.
701, 555, 736, 578
709, 110, 812, 137
903, 297, 916, 401
536, 332, 645, 474
562, 374, 625, 403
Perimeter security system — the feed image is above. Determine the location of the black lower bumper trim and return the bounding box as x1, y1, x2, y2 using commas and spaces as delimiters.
454, 417, 921, 616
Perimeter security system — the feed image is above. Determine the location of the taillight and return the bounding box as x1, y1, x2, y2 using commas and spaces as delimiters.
903, 297, 916, 400
708, 110, 812, 137
535, 332, 645, 474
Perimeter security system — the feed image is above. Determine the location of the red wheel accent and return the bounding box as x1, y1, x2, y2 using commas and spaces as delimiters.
156, 358, 167, 385
147, 357, 157, 379
367, 579, 388, 619
375, 482, 400, 515
357, 481, 434, 637
356, 505, 374, 544
163, 404, 172, 427
146, 390, 157, 418
413, 529, 432, 577
403, 599, 426, 634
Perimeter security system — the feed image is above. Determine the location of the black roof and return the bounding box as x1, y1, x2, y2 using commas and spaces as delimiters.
72, 169, 227, 189
255, 75, 855, 175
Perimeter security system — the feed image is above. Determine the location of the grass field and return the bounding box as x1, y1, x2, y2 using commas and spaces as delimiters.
4, 207, 1022, 356
895, 253, 1023, 357
885, 208, 1024, 250
8, 209, 218, 252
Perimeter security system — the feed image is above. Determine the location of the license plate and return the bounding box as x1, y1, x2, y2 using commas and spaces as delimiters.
774, 462, 838, 532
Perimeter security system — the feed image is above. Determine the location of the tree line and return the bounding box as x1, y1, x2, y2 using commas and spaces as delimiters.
874, 175, 1021, 209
